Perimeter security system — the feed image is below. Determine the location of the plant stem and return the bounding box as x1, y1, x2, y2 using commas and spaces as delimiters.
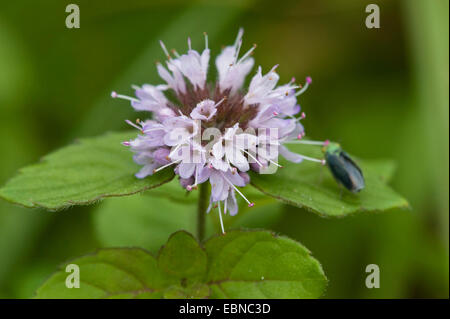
197, 182, 209, 242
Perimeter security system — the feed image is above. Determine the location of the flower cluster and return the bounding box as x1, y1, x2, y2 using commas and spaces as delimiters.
112, 29, 326, 233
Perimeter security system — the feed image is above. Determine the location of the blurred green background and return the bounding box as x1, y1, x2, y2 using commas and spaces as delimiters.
0, 0, 448, 298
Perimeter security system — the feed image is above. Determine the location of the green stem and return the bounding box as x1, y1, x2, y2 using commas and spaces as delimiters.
197, 182, 209, 242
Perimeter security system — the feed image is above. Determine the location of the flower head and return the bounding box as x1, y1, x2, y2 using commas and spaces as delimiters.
112, 29, 326, 234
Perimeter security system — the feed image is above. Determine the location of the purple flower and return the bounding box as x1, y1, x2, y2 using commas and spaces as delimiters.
190, 99, 221, 121
112, 29, 327, 234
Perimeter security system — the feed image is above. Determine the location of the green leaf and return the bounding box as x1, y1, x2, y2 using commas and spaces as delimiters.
163, 283, 210, 299
158, 231, 207, 282
0, 131, 173, 211
35, 230, 326, 299
93, 183, 199, 253
364, 159, 397, 183
93, 179, 281, 252
205, 230, 327, 298
35, 248, 171, 299
250, 144, 409, 217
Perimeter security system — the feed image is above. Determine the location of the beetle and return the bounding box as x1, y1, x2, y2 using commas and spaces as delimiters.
322, 142, 365, 193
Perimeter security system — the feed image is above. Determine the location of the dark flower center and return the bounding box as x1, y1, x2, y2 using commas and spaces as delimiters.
167, 82, 259, 132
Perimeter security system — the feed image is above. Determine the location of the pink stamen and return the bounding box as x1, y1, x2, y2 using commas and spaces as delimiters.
111, 91, 118, 98
221, 173, 253, 207
295, 77, 312, 96
324, 140, 330, 146
248, 203, 255, 208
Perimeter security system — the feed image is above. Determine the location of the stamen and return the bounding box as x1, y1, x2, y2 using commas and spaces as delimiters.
215, 97, 226, 108
143, 127, 164, 133
271, 86, 300, 99
242, 150, 263, 167
221, 173, 254, 207
252, 151, 283, 168
159, 40, 171, 59
269, 64, 279, 73
153, 160, 181, 173
218, 201, 225, 234
224, 197, 228, 215
203, 32, 208, 50
285, 114, 304, 123
237, 44, 257, 64
234, 28, 244, 47
171, 49, 180, 58
259, 109, 280, 122
284, 140, 328, 146
122, 141, 130, 146
234, 39, 243, 62
125, 120, 142, 131
226, 156, 232, 168
194, 165, 199, 186
267, 158, 282, 168
187, 184, 198, 191
295, 76, 312, 96
168, 144, 182, 158
111, 92, 139, 103
187, 37, 192, 51
298, 154, 326, 164
188, 165, 200, 191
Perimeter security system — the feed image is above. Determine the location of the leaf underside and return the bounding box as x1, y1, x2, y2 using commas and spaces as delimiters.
34, 230, 327, 299
0, 131, 174, 211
